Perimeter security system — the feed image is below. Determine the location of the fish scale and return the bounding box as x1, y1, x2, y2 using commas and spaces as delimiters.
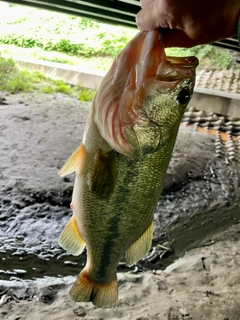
58, 30, 198, 308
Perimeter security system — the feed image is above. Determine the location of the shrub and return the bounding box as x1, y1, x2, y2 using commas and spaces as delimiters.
0, 55, 96, 99
0, 5, 234, 69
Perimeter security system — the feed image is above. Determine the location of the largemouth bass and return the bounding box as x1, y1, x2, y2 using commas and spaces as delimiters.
58, 30, 198, 308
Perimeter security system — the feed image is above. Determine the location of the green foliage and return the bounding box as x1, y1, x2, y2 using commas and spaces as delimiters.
40, 84, 55, 94
166, 45, 212, 60
0, 6, 137, 58
0, 56, 35, 93
0, 55, 96, 100
0, 29, 132, 58
77, 87, 96, 101
0, 43, 114, 70
166, 45, 233, 69
5, 70, 35, 93
54, 80, 74, 95
0, 55, 15, 75
202, 46, 232, 69
100, 34, 131, 57
0, 5, 234, 71
78, 18, 99, 29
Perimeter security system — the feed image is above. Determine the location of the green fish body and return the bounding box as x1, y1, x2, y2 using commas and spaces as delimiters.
59, 30, 198, 308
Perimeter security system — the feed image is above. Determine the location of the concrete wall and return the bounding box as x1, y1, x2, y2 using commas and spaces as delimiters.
189, 92, 240, 117
15, 57, 106, 90
13, 56, 240, 118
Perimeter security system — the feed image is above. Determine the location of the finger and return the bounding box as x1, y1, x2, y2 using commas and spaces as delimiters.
163, 29, 198, 48
140, 0, 155, 8
136, 1, 166, 31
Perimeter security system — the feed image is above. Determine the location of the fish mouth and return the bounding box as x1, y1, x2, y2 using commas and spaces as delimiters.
94, 29, 199, 157
139, 29, 198, 82
166, 55, 199, 67
156, 55, 199, 82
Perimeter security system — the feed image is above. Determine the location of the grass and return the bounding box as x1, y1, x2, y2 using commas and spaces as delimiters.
0, 5, 137, 59
0, 4, 236, 97
166, 45, 233, 69
0, 43, 114, 71
1, 42, 234, 75
0, 55, 96, 101
0, 4, 235, 71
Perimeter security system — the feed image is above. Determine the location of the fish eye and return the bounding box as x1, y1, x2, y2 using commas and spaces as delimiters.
177, 88, 191, 105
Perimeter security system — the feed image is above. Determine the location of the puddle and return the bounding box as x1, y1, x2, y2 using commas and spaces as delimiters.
1, 156, 239, 280
0, 93, 240, 282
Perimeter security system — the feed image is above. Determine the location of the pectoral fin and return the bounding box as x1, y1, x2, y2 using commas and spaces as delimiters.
89, 149, 117, 198
58, 143, 86, 177
59, 216, 85, 256
125, 221, 154, 266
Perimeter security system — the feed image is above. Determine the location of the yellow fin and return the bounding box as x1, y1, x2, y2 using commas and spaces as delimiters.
89, 149, 116, 198
125, 220, 154, 266
59, 216, 85, 256
58, 143, 85, 177
69, 269, 118, 308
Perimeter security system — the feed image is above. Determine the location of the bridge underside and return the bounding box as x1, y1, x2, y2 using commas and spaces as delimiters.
3, 0, 240, 52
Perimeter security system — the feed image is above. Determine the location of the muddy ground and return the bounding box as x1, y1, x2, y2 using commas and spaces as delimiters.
0, 91, 240, 319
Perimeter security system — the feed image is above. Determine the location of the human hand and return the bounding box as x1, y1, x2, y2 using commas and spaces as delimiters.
136, 0, 240, 47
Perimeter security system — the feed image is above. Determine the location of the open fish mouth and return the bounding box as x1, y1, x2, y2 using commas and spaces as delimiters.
157, 56, 199, 81
167, 56, 199, 67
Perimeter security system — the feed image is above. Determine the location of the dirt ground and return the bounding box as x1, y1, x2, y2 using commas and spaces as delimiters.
0, 91, 240, 320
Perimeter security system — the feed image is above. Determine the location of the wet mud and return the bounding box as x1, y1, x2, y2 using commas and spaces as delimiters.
0, 92, 240, 281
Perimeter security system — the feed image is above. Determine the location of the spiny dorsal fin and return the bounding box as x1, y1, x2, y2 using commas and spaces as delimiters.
58, 143, 86, 177
59, 216, 85, 256
89, 149, 117, 198
125, 220, 154, 266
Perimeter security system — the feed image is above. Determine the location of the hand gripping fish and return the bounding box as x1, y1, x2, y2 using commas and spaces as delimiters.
58, 30, 198, 308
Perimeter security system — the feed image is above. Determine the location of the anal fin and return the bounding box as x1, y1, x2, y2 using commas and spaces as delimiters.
125, 220, 154, 266
59, 216, 85, 256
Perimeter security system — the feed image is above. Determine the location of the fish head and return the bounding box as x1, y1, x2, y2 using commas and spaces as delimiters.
133, 54, 198, 150
94, 30, 198, 156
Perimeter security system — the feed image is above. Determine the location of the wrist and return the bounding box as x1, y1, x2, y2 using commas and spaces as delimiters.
238, 17, 240, 45
220, 0, 239, 39
232, 0, 240, 37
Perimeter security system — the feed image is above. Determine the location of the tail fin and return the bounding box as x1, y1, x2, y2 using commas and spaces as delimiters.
69, 269, 118, 308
